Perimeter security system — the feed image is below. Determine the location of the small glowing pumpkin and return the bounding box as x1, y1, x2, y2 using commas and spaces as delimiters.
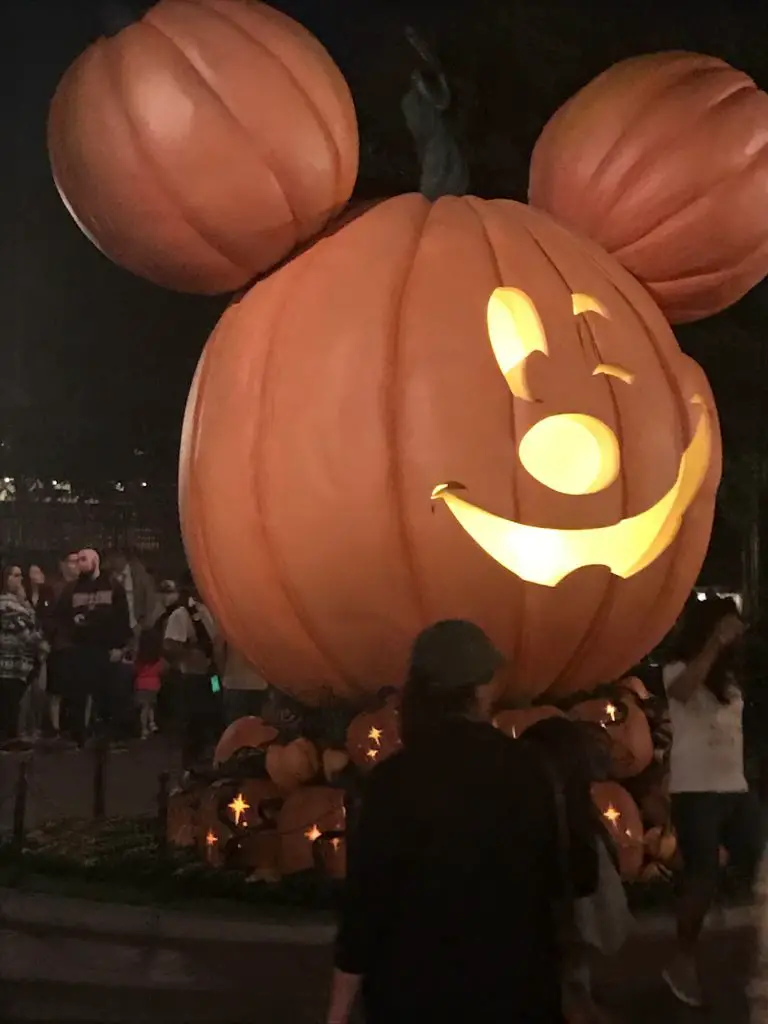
278, 785, 346, 878
47, 0, 358, 293
568, 695, 653, 779
592, 780, 644, 881
346, 697, 402, 771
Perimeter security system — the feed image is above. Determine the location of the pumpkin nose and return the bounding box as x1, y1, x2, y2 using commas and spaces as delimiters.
518, 414, 620, 495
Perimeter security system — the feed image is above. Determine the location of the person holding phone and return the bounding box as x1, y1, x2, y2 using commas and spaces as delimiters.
662, 595, 764, 1007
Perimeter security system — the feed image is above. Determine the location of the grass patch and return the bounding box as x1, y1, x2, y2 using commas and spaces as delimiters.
0, 817, 337, 918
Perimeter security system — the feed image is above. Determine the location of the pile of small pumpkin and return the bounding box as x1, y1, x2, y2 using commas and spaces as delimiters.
166, 692, 402, 883
167, 678, 687, 889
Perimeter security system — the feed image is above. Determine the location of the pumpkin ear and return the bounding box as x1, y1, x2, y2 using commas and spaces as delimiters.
528, 51, 768, 324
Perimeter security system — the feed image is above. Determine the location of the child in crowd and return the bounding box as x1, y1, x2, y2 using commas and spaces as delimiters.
134, 629, 166, 739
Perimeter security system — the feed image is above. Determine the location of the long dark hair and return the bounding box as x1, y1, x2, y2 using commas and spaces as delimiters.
669, 595, 742, 704
400, 667, 480, 747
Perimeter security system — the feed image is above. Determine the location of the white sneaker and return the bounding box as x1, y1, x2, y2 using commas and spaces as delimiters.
662, 956, 704, 1007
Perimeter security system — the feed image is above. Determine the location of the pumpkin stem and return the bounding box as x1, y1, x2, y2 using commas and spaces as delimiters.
401, 26, 469, 200
98, 0, 156, 37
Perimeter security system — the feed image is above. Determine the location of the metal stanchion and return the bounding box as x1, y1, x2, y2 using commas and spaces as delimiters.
92, 739, 107, 820
157, 770, 170, 855
12, 758, 29, 854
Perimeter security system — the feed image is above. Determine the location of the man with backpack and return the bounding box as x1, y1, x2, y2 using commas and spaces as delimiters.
163, 570, 220, 768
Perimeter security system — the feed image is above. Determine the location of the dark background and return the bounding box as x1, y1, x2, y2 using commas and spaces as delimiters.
6, 0, 768, 582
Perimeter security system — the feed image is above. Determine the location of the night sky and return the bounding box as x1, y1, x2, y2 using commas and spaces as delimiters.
6, 0, 768, 514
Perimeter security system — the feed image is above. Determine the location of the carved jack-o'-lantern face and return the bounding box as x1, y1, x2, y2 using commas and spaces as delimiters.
432, 287, 712, 587
180, 194, 721, 704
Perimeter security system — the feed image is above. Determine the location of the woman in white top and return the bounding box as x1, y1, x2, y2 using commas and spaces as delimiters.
662, 596, 763, 1008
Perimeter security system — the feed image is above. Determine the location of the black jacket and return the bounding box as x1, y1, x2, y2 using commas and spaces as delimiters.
57, 575, 131, 652
335, 717, 598, 1024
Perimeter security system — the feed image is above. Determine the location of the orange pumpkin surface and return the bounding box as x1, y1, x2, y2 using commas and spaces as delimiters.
568, 695, 653, 778
322, 748, 350, 782
181, 193, 720, 704
213, 715, 278, 767
346, 698, 402, 770
48, 0, 358, 294
494, 706, 563, 739
266, 737, 320, 792
529, 52, 768, 323
278, 786, 346, 877
592, 780, 644, 881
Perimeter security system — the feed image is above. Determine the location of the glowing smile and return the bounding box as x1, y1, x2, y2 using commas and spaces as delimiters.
431, 397, 711, 587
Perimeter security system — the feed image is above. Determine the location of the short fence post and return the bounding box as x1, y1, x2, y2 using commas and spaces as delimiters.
12, 758, 29, 854
92, 740, 107, 820
157, 771, 170, 855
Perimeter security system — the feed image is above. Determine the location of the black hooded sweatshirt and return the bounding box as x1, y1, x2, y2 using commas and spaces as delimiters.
57, 573, 131, 652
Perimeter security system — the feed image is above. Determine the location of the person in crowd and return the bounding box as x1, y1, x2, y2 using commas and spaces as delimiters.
55, 549, 131, 747
221, 642, 268, 725
152, 580, 181, 731
524, 716, 631, 1024
134, 628, 166, 739
0, 566, 44, 744
327, 619, 598, 1024
46, 551, 80, 740
661, 595, 763, 1007
164, 570, 219, 768
17, 565, 55, 741
107, 548, 157, 639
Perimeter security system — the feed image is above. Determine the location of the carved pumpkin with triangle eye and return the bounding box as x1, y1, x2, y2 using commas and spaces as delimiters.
180, 192, 720, 705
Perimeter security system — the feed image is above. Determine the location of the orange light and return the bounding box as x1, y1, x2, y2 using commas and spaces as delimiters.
330, 837, 342, 851
228, 792, 250, 826
366, 748, 379, 761
367, 726, 383, 746
604, 702, 618, 723
205, 830, 218, 847
603, 804, 620, 825
305, 824, 322, 842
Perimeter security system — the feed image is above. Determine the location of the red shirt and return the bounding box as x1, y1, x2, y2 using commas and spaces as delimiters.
135, 659, 163, 692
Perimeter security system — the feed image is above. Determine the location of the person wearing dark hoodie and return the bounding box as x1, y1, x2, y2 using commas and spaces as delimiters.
327, 620, 598, 1024
55, 549, 131, 746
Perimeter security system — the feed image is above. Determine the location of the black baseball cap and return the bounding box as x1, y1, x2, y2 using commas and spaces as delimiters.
409, 620, 505, 691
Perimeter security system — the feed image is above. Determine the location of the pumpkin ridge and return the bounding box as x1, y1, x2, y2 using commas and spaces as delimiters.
389, 200, 434, 630
101, 39, 248, 273
462, 197, 526, 667
581, 245, 696, 676
194, 0, 344, 204
141, 13, 301, 244
575, 63, 743, 227
512, 216, 622, 689
250, 249, 361, 699
591, 74, 754, 231
610, 118, 768, 261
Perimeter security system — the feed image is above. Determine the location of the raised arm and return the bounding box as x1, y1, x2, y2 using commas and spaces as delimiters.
665, 614, 743, 704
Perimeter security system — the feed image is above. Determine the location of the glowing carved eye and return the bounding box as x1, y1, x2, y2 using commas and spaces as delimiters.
519, 413, 620, 495
594, 364, 635, 384
486, 288, 548, 401
572, 293, 609, 318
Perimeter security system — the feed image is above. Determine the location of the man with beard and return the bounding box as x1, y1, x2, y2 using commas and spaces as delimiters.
56, 549, 131, 747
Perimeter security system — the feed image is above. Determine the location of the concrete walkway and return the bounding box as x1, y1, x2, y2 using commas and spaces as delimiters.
0, 887, 756, 1023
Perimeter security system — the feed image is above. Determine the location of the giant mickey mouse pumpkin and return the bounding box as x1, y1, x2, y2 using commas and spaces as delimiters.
47, 0, 358, 293
175, 52, 768, 704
